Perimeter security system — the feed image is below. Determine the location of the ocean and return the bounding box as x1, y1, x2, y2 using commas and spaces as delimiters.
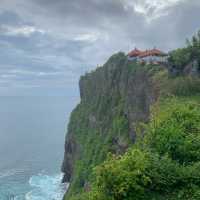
0, 96, 79, 200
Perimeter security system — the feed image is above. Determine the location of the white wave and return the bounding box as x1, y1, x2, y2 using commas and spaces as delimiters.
25, 173, 68, 200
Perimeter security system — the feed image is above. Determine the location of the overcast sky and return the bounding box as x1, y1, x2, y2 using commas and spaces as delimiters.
0, 0, 200, 96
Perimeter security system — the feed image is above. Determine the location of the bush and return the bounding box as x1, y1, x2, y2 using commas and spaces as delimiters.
91, 149, 151, 200
146, 101, 200, 164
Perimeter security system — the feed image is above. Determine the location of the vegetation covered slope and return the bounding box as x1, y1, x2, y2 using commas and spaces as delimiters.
81, 96, 200, 200
62, 31, 200, 200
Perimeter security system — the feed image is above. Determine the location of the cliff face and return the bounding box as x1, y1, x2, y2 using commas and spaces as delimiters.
62, 53, 161, 197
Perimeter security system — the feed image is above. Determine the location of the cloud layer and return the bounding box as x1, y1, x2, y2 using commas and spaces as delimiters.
0, 0, 200, 96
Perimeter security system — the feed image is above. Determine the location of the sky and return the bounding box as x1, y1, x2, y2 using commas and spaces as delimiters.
0, 0, 200, 96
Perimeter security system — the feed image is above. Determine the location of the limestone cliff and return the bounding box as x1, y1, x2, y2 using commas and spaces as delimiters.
62, 52, 162, 198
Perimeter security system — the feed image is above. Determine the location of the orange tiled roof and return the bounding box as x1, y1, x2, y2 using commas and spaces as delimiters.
128, 48, 167, 58
139, 48, 166, 58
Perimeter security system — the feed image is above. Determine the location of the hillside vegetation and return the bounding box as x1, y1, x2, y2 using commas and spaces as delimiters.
63, 31, 200, 200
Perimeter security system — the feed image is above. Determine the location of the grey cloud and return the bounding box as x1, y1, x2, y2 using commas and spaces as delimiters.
0, 0, 200, 96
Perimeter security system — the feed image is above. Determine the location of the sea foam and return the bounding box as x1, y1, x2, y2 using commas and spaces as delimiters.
25, 173, 68, 200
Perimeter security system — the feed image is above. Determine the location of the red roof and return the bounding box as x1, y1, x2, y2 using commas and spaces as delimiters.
128, 48, 142, 57
139, 48, 166, 58
128, 48, 167, 58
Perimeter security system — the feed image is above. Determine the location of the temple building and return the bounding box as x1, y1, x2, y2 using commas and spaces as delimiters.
128, 48, 168, 64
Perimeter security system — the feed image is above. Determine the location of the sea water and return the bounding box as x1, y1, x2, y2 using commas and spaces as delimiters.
0, 96, 79, 200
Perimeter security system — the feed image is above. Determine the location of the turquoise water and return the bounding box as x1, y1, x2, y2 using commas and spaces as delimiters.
0, 96, 79, 200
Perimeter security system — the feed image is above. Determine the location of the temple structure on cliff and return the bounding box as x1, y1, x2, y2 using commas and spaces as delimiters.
128, 48, 168, 64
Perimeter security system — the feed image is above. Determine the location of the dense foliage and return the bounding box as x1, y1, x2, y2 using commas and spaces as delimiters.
70, 99, 200, 200
168, 30, 200, 72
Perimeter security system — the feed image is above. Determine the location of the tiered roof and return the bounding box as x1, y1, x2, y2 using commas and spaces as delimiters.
128, 48, 167, 58
139, 49, 167, 58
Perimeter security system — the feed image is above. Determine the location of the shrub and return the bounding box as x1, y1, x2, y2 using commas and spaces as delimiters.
91, 149, 151, 200
146, 101, 200, 164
